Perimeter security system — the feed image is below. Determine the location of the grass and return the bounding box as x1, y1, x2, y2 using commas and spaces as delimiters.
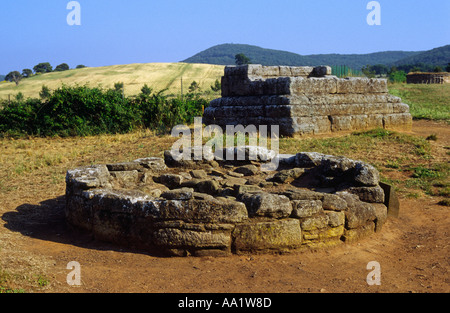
388, 82, 450, 122
0, 63, 224, 100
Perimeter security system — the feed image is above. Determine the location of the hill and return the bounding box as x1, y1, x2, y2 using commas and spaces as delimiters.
0, 63, 224, 100
393, 45, 450, 67
182, 43, 447, 69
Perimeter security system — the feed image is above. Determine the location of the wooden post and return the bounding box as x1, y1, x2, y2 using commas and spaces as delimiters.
181, 77, 183, 100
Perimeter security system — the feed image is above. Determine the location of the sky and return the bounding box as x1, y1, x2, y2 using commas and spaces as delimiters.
0, 0, 449, 74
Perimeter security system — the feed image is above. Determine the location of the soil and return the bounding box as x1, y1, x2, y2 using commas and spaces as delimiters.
0, 120, 448, 294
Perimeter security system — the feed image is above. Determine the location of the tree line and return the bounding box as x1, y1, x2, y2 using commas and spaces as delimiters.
4, 62, 87, 86
362, 63, 450, 82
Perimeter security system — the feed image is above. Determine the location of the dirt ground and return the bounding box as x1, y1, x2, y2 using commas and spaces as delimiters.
0, 120, 448, 294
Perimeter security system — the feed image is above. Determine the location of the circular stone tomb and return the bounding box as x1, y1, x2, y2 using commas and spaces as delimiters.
65, 147, 391, 257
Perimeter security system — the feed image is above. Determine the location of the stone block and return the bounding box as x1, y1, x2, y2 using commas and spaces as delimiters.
345, 185, 385, 203
153, 227, 231, 250
232, 219, 302, 253
325, 210, 345, 227
379, 182, 400, 218
239, 192, 293, 218
342, 222, 375, 243
291, 200, 323, 218
290, 76, 338, 94
383, 113, 413, 131
336, 77, 388, 94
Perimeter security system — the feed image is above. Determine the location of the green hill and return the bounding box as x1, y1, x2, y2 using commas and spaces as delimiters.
393, 45, 450, 67
183, 43, 447, 70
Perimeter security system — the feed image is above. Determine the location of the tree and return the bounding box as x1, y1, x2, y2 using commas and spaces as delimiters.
141, 84, 152, 96
22, 69, 33, 78
39, 85, 51, 100
33, 62, 53, 74
433, 66, 443, 73
5, 71, 23, 86
55, 63, 70, 72
76, 65, 87, 69
114, 82, 124, 91
188, 81, 200, 93
446, 63, 450, 73
235, 53, 251, 66
361, 65, 376, 78
210, 79, 221, 92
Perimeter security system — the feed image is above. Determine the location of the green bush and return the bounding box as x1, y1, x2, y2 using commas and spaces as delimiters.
389, 70, 407, 83
0, 84, 209, 137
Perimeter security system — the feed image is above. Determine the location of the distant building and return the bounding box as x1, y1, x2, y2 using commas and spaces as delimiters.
406, 72, 450, 84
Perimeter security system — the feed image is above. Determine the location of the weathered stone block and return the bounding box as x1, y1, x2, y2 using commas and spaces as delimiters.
345, 185, 385, 203
66, 164, 112, 196
239, 192, 293, 218
342, 222, 375, 243
291, 200, 323, 218
379, 182, 400, 217
336, 77, 388, 94
153, 227, 231, 250
300, 214, 329, 231
325, 210, 345, 227
232, 219, 302, 253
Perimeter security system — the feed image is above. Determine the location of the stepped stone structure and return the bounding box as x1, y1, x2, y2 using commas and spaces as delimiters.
203, 64, 412, 136
407, 72, 450, 84
65, 147, 397, 257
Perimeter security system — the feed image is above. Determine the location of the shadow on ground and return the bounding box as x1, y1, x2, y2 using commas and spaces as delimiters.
1, 196, 163, 257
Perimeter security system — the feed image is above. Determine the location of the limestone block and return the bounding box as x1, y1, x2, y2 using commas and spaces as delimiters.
392, 103, 411, 114
290, 66, 315, 77
383, 113, 413, 131
161, 188, 195, 200
342, 222, 375, 243
290, 76, 338, 94
134, 157, 167, 172
325, 211, 346, 227
336, 77, 388, 94
372, 203, 388, 232
300, 214, 329, 231
293, 116, 331, 135
110, 170, 139, 185
322, 193, 348, 211
157, 174, 184, 189
145, 198, 248, 224
272, 168, 305, 183
232, 219, 302, 253
239, 192, 293, 218
291, 200, 323, 218
107, 162, 142, 172
353, 162, 380, 186
152, 227, 231, 250
66, 164, 112, 196
336, 192, 377, 229
345, 185, 385, 203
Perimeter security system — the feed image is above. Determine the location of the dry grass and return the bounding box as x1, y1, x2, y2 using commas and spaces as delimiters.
0, 63, 224, 100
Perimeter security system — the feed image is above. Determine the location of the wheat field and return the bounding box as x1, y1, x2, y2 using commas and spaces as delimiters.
0, 63, 225, 100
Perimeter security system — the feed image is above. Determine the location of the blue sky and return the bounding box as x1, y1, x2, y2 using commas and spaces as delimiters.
0, 0, 449, 74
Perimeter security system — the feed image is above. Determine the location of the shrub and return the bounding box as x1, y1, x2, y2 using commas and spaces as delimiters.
0, 84, 209, 137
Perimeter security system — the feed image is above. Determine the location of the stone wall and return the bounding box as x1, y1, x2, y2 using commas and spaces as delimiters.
203, 64, 412, 136
65, 148, 396, 257
407, 72, 450, 84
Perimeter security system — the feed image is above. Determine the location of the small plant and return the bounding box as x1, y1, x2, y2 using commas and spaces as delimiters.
437, 199, 450, 206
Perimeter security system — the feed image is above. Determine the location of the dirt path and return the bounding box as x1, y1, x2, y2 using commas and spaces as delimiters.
1, 120, 448, 293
